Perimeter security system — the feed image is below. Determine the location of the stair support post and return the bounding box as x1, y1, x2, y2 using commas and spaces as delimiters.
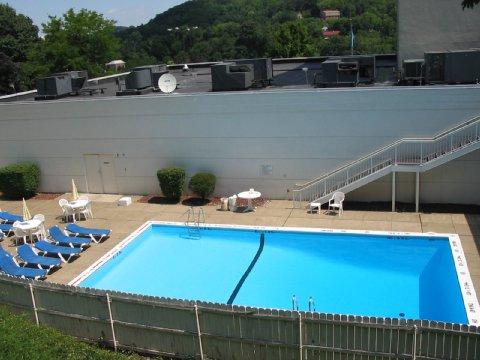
391, 171, 396, 212
415, 171, 420, 213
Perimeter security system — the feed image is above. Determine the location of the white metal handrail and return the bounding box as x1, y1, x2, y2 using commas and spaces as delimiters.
292, 115, 480, 208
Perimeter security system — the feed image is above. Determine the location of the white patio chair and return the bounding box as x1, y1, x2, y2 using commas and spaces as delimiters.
32, 214, 46, 240
12, 223, 28, 245
328, 191, 345, 215
59, 199, 76, 223
77, 204, 93, 221
309, 201, 321, 213
228, 195, 237, 212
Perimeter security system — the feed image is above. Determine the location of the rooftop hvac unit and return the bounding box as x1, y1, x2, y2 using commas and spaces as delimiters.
234, 58, 273, 87
211, 63, 254, 91
402, 59, 424, 83
52, 70, 88, 92
35, 74, 73, 99
425, 52, 445, 84
340, 55, 375, 84
315, 59, 359, 87
132, 64, 168, 90
125, 67, 152, 90
444, 49, 480, 84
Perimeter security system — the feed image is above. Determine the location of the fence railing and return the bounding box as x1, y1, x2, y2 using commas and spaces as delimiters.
0, 274, 479, 359
292, 116, 480, 208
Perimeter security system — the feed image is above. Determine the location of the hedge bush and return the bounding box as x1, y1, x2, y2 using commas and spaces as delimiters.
188, 172, 216, 199
156, 167, 185, 200
0, 162, 40, 199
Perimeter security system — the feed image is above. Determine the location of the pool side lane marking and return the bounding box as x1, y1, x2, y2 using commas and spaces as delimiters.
449, 234, 480, 326
70, 220, 480, 326
227, 233, 265, 305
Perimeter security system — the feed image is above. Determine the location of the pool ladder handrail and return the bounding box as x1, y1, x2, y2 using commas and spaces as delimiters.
184, 207, 205, 237
308, 296, 316, 312
292, 295, 298, 311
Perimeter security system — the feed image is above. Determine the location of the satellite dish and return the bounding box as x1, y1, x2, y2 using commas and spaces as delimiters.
157, 73, 177, 93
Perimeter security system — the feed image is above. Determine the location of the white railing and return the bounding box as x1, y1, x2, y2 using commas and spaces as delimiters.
292, 115, 480, 208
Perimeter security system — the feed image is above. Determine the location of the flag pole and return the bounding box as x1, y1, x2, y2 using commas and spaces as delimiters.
350, 19, 354, 55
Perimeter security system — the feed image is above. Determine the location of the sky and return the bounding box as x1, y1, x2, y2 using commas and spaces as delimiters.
1, 0, 187, 28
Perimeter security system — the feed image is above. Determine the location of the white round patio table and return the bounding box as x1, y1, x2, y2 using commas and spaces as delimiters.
237, 190, 261, 212
69, 199, 90, 209
13, 219, 42, 241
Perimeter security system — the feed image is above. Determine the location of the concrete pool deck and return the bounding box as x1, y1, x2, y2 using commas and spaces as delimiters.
1, 195, 479, 295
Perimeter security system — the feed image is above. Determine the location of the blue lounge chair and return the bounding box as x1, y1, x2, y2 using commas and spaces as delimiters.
65, 223, 111, 243
49, 226, 91, 248
0, 211, 22, 224
0, 251, 47, 279
0, 244, 9, 257
34, 241, 82, 263
17, 245, 62, 273
0, 223, 13, 237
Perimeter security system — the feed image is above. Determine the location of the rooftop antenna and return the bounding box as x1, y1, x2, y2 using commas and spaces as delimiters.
349, 17, 355, 56
302, 67, 309, 85
158, 73, 177, 93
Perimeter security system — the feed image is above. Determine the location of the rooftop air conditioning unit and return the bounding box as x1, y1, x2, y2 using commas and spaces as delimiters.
211, 63, 254, 91
444, 49, 480, 84
131, 64, 168, 90
125, 67, 152, 90
35, 74, 73, 99
425, 51, 445, 84
340, 55, 375, 84
52, 70, 88, 92
234, 58, 273, 87
402, 59, 424, 84
315, 59, 359, 87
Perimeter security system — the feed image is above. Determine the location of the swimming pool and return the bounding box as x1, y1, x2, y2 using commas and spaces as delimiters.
72, 222, 480, 325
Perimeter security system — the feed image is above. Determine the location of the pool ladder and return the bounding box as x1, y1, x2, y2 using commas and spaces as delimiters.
184, 207, 205, 238
291, 295, 316, 312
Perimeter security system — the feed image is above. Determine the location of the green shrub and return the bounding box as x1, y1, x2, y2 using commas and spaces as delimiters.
0, 162, 40, 199
156, 167, 185, 200
188, 172, 216, 199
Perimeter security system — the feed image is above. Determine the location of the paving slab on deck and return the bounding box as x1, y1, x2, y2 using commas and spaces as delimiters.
1, 197, 479, 295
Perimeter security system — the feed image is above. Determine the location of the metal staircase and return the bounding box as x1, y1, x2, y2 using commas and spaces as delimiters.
292, 115, 480, 208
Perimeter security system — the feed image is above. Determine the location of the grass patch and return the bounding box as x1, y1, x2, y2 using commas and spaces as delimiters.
0, 306, 142, 359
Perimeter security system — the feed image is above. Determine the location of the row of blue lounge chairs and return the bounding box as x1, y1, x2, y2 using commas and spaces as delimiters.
0, 222, 111, 280
0, 211, 23, 224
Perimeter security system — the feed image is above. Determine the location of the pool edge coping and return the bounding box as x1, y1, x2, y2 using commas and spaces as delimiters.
68, 221, 480, 326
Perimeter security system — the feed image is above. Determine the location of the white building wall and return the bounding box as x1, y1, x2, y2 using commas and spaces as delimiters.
1, 85, 480, 203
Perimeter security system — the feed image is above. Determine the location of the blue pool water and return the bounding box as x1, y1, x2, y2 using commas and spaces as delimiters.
80, 224, 467, 324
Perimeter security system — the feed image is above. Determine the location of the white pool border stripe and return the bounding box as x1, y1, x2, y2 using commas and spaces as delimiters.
69, 221, 480, 326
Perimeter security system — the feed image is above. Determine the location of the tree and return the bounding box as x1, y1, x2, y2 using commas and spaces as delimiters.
0, 52, 18, 94
120, 30, 157, 68
29, 9, 120, 78
117, 0, 397, 63
0, 4, 39, 62
462, 0, 480, 8
0, 4, 39, 93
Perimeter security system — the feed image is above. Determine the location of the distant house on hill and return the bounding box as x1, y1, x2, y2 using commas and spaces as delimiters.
322, 30, 340, 38
322, 9, 341, 20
